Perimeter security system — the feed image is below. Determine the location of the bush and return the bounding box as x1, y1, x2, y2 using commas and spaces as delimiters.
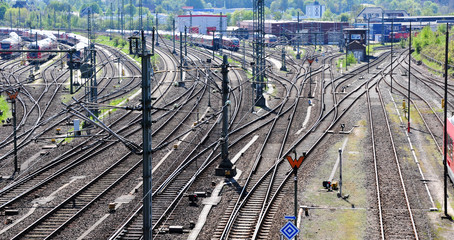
113, 37, 119, 47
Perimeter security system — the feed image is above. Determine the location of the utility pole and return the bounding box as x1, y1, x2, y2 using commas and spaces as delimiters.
296, 12, 300, 59
141, 29, 153, 240
139, 0, 143, 30
391, 18, 394, 92
172, 19, 176, 54
215, 55, 236, 177
110, 2, 113, 39
242, 40, 246, 69
345, 36, 348, 71
121, 0, 124, 35
219, 12, 223, 56
53, 9, 56, 29
68, 6, 71, 32
367, 18, 370, 73
407, 22, 411, 133
206, 58, 212, 107
117, 1, 120, 32
10, 12, 12, 31
12, 96, 17, 174
190, 11, 192, 33
155, 12, 159, 46
189, 11, 193, 46
254, 0, 265, 107
69, 51, 74, 94
381, 12, 384, 45
443, 22, 451, 220
129, 28, 153, 240
87, 7, 98, 117
180, 32, 183, 84
212, 31, 215, 60
130, 0, 133, 31
147, 13, 150, 33
91, 48, 98, 117
184, 26, 187, 59
280, 45, 287, 71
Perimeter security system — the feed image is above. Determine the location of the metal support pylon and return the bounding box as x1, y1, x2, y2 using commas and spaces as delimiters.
254, 0, 265, 107
91, 48, 98, 117
140, 30, 153, 240
219, 12, 223, 56
172, 19, 176, 54
215, 55, 236, 177
280, 45, 287, 71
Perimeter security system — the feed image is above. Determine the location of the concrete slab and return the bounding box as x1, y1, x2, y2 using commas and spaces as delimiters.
42, 144, 57, 149
20, 152, 41, 170
188, 169, 242, 240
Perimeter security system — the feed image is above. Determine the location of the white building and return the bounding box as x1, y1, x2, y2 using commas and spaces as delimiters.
177, 14, 227, 35
306, 1, 326, 19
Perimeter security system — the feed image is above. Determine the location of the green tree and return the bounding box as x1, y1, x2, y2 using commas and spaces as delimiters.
339, 13, 349, 22
185, 0, 204, 9
270, 1, 280, 13
273, 11, 282, 20
280, 0, 288, 12
322, 9, 335, 21
124, 4, 136, 16
0, 3, 9, 20
80, 3, 101, 14
47, 1, 71, 12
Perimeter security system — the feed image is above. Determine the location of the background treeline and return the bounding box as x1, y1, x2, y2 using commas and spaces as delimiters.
0, 0, 451, 32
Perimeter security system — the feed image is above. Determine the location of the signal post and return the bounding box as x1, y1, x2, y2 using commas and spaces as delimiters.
286, 151, 305, 239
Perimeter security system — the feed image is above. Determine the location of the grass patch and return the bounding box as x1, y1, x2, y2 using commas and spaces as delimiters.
60, 94, 75, 104
100, 96, 128, 116
301, 120, 368, 239
94, 35, 160, 68
358, 119, 367, 126
336, 53, 357, 69
0, 95, 11, 122
228, 58, 242, 68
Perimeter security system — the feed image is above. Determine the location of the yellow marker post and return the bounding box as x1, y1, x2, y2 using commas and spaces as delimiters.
403, 100, 406, 110
442, 98, 445, 108
122, 69, 125, 76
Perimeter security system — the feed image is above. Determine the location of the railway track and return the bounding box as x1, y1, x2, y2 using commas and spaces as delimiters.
0, 32, 445, 239
366, 71, 419, 239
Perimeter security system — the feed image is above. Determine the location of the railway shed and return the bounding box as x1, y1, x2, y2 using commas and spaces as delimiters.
343, 28, 367, 61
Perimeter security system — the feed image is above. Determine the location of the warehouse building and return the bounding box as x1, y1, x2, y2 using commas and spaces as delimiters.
177, 14, 227, 35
